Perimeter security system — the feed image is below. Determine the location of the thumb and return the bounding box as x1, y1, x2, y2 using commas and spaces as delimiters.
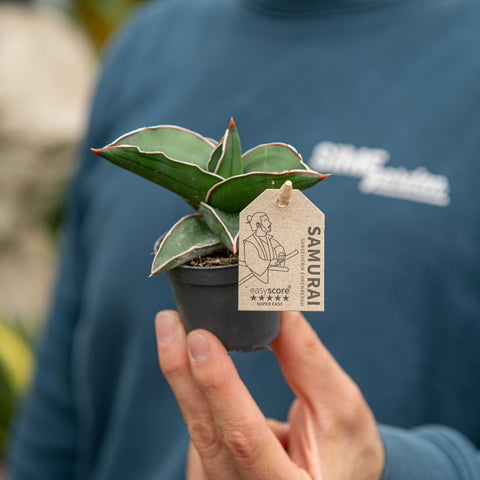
271, 311, 354, 409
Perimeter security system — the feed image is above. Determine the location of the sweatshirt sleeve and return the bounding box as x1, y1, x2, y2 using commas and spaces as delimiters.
379, 424, 480, 479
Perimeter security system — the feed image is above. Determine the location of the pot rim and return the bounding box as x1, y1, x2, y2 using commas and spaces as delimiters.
166, 262, 239, 286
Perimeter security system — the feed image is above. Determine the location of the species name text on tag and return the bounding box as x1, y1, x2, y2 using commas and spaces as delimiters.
238, 183, 324, 311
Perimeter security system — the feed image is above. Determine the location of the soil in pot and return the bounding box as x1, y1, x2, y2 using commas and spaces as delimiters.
166, 252, 280, 352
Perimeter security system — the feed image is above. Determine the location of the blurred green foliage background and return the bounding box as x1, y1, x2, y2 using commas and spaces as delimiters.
0, 0, 148, 468
74, 0, 145, 48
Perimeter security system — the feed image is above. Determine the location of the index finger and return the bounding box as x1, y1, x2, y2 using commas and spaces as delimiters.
155, 311, 238, 479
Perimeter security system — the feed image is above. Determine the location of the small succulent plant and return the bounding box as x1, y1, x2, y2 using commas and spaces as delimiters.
93, 119, 328, 275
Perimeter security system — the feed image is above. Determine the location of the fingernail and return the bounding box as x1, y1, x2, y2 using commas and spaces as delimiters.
188, 332, 210, 363
156, 312, 178, 345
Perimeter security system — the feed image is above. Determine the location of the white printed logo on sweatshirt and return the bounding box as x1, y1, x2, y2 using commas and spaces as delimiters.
308, 142, 450, 207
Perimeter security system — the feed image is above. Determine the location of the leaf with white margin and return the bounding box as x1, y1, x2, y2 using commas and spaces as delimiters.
214, 118, 242, 178
151, 214, 223, 275
241, 143, 307, 173
93, 146, 223, 208
200, 203, 239, 253
106, 125, 215, 168
205, 170, 330, 213
207, 138, 224, 173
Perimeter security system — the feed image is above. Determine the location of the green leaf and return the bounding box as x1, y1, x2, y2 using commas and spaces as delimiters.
206, 119, 243, 177
94, 146, 223, 208
200, 203, 239, 253
214, 118, 242, 178
205, 170, 330, 213
242, 143, 307, 173
207, 139, 224, 173
108, 125, 215, 169
151, 214, 223, 274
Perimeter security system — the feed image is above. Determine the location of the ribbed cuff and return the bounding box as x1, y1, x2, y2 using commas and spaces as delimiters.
378, 424, 476, 480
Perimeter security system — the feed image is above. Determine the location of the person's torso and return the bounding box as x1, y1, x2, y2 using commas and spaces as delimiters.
71, 0, 480, 477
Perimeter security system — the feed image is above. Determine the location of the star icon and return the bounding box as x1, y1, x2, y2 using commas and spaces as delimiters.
251, 295, 256, 301
283, 295, 289, 301
267, 295, 272, 301
275, 295, 281, 301
259, 295, 265, 301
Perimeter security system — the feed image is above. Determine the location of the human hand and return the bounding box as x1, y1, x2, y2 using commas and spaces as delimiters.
155, 310, 384, 480
270, 253, 286, 268
276, 252, 286, 266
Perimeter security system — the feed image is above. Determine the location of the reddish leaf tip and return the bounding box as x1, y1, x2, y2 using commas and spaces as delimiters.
228, 117, 236, 129
91, 148, 103, 155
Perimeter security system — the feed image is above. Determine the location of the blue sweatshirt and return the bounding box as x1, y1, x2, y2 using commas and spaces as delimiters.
8, 0, 480, 478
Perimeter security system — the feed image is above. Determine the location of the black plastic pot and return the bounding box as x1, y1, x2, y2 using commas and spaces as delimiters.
166, 264, 280, 352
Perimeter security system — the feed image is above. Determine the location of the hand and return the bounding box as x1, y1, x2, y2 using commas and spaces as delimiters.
155, 310, 384, 480
271, 252, 286, 267
276, 253, 286, 267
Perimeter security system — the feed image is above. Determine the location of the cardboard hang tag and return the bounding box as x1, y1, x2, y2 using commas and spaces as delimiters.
238, 184, 325, 311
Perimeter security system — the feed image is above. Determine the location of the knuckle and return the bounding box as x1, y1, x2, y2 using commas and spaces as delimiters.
305, 335, 321, 354
196, 372, 228, 397
222, 426, 258, 463
339, 383, 366, 426
319, 383, 367, 437
312, 408, 337, 441
159, 356, 187, 379
188, 417, 222, 461
302, 334, 323, 362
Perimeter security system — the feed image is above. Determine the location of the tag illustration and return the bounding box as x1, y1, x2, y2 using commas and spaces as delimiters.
238, 185, 324, 311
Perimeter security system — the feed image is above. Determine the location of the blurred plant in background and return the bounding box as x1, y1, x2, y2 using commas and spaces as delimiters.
0, 0, 147, 473
74, 0, 145, 48
0, 2, 96, 323
0, 316, 36, 461
0, 0, 149, 321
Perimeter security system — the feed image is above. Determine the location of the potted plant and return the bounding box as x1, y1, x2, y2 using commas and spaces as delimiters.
93, 119, 328, 351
